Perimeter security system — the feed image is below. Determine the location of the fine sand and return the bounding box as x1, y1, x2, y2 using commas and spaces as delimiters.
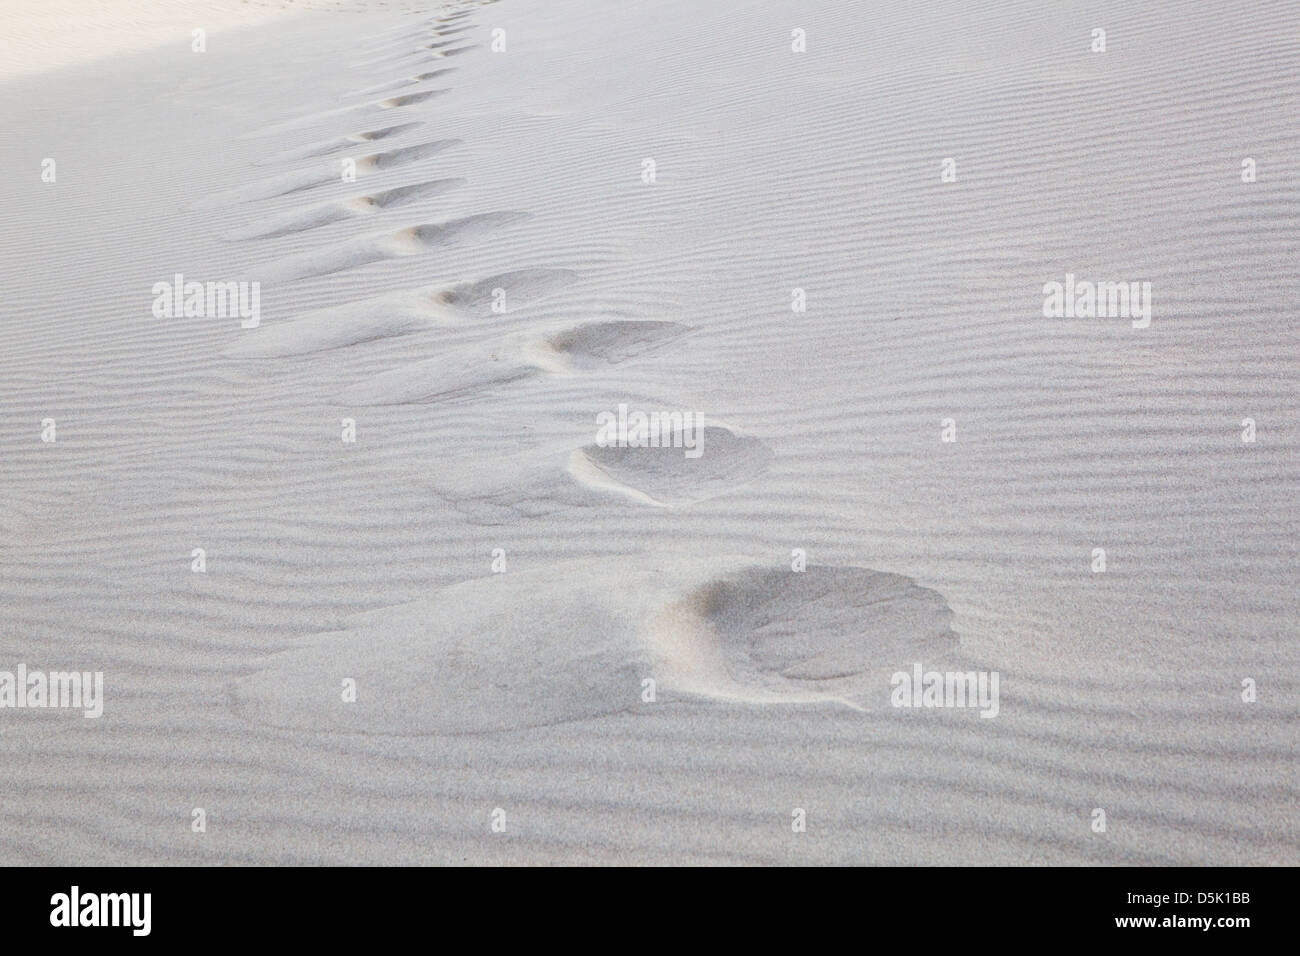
1, 0, 1297, 864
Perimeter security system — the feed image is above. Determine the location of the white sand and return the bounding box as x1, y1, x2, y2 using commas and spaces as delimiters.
1, 0, 1297, 864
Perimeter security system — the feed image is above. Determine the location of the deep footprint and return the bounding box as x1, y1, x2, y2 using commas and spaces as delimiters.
229, 560, 957, 735
375, 90, 447, 109
541, 319, 690, 370
571, 423, 774, 506
225, 178, 465, 240
259, 212, 531, 282
648, 565, 959, 706
193, 139, 460, 209
431, 268, 579, 318
256, 123, 421, 166
330, 318, 686, 406
351, 70, 456, 98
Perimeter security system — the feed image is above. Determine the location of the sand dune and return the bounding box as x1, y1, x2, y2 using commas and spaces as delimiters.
1, 0, 1297, 865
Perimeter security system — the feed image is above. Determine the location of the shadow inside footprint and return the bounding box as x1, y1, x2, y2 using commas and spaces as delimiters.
376, 90, 447, 109
649, 565, 959, 706
363, 138, 461, 172
574, 424, 773, 506
226, 179, 465, 241
257, 123, 421, 165
544, 320, 690, 369
260, 212, 529, 282
431, 268, 578, 318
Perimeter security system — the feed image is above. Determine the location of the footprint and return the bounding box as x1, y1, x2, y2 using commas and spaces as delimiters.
541, 320, 690, 370
364, 138, 461, 172
231, 566, 657, 735
431, 268, 578, 318
194, 139, 460, 208
335, 341, 540, 406
428, 444, 624, 525
240, 84, 447, 140
352, 78, 423, 99
569, 423, 773, 506
256, 123, 421, 165
433, 44, 481, 59
351, 43, 470, 70
362, 179, 464, 210
225, 179, 465, 240
258, 212, 530, 282
647, 565, 959, 707
224, 291, 444, 359
351, 70, 456, 98
375, 90, 447, 109
330, 319, 684, 405
226, 268, 575, 359
192, 166, 342, 208
229, 559, 957, 735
